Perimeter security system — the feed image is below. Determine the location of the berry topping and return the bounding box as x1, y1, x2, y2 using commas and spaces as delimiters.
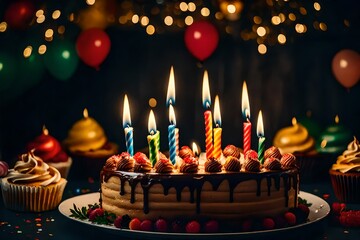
140, 219, 153, 231
223, 145, 241, 158
204, 220, 219, 233
185, 220, 201, 233
284, 212, 296, 226
262, 217, 275, 230
263, 157, 281, 170
245, 150, 258, 161
88, 208, 104, 222
264, 146, 282, 160
154, 218, 168, 232
280, 153, 297, 169
133, 152, 148, 164
243, 158, 261, 172
114, 216, 123, 228
129, 218, 142, 230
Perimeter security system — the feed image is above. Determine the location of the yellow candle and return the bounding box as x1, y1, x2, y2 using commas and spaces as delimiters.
213, 95, 222, 159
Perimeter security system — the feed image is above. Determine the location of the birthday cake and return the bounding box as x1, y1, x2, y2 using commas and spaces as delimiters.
100, 145, 299, 230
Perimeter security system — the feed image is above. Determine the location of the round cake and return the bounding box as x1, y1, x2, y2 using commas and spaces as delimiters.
100, 146, 299, 228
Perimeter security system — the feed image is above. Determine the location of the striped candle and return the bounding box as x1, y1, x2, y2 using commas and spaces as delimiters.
168, 105, 177, 165
213, 95, 222, 159
175, 128, 179, 156
202, 70, 213, 159
241, 81, 251, 154
123, 94, 134, 156
148, 110, 159, 166
257, 110, 265, 164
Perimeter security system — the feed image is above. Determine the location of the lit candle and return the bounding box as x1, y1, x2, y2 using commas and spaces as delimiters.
257, 110, 265, 164
241, 81, 251, 154
192, 142, 199, 157
166, 66, 179, 160
202, 70, 214, 159
147, 110, 160, 166
168, 105, 177, 165
122, 94, 134, 156
213, 95, 222, 159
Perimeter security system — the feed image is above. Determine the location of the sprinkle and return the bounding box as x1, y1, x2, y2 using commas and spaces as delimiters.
51, 219, 55, 222
38, 228, 42, 232
25, 219, 31, 223
344, 230, 349, 234
49, 233, 53, 237
36, 223, 42, 227
17, 230, 22, 234
88, 177, 94, 183
35, 218, 41, 222
15, 226, 20, 229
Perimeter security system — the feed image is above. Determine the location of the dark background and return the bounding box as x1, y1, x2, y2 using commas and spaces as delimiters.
0, 0, 359, 165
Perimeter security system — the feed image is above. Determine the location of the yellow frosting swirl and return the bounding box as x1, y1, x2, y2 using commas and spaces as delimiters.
7, 151, 61, 186
332, 137, 360, 173
273, 119, 315, 154
64, 115, 107, 152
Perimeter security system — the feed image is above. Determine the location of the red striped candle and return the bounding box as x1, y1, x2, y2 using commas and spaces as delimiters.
241, 81, 251, 154
202, 70, 213, 159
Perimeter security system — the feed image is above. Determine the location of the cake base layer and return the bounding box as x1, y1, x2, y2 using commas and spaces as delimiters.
100, 170, 299, 224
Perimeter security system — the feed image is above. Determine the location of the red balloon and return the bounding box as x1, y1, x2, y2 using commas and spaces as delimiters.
184, 21, 219, 61
4, 0, 35, 29
76, 28, 111, 69
332, 49, 360, 88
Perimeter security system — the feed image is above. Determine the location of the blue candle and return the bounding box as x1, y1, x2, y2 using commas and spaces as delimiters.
123, 95, 134, 156
168, 105, 177, 165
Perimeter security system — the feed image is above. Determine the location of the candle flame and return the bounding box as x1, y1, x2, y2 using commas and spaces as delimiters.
169, 104, 176, 126
292, 117, 297, 126
214, 95, 222, 127
123, 94, 132, 128
192, 142, 199, 156
202, 70, 211, 109
42, 125, 49, 135
241, 81, 250, 119
335, 115, 339, 124
256, 110, 264, 137
166, 66, 176, 107
83, 108, 89, 118
148, 110, 157, 134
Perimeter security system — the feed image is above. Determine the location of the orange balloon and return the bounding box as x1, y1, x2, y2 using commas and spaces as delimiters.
332, 49, 360, 88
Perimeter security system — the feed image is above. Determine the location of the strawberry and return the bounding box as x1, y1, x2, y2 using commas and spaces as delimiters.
332, 202, 346, 215
284, 212, 296, 226
297, 204, 310, 220
186, 220, 201, 233
154, 218, 168, 232
204, 220, 219, 233
339, 210, 360, 227
140, 219, 153, 231
129, 218, 141, 230
114, 216, 123, 228
241, 219, 253, 232
262, 217, 275, 230
88, 208, 104, 222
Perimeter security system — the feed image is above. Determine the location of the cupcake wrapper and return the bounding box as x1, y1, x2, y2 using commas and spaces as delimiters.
329, 170, 360, 203
48, 157, 73, 179
1, 178, 67, 212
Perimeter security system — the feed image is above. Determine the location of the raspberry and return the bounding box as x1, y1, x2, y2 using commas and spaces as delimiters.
140, 219, 153, 231
129, 218, 141, 230
186, 220, 201, 233
332, 202, 346, 215
284, 212, 296, 226
88, 208, 104, 222
114, 216, 123, 228
154, 218, 168, 232
262, 217, 275, 230
241, 219, 252, 232
339, 210, 360, 227
204, 220, 219, 233
171, 220, 185, 233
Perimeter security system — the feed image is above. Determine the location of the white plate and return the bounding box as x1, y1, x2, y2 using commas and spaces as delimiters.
58, 191, 330, 239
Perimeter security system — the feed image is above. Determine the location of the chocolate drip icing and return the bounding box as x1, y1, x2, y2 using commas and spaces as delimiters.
100, 169, 299, 215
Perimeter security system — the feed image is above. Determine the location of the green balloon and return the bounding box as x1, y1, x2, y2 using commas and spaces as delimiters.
0, 51, 18, 92
44, 39, 79, 81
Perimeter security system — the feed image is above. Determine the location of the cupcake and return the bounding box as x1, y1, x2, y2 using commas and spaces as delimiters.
1, 151, 67, 212
329, 137, 360, 203
26, 126, 72, 178
297, 111, 322, 140
63, 109, 118, 180
273, 117, 319, 181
